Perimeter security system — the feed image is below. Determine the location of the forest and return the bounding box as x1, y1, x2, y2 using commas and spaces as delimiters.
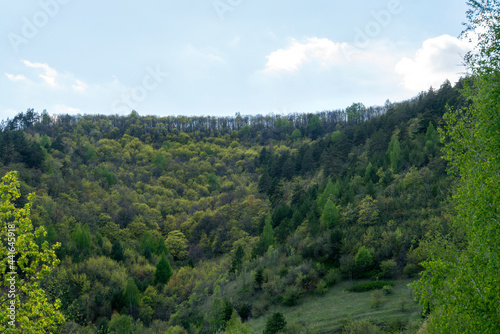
0, 1, 499, 333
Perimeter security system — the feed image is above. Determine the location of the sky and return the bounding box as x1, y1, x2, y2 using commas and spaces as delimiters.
0, 0, 472, 120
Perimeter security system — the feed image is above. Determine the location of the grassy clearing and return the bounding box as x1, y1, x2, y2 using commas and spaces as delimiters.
245, 278, 422, 333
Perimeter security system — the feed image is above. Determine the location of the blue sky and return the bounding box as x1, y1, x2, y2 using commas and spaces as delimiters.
0, 0, 471, 119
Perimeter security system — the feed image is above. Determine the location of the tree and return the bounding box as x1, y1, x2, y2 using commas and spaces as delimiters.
123, 278, 140, 316
317, 179, 340, 208
225, 310, 254, 334
263, 312, 287, 334
111, 240, 125, 262
291, 128, 302, 141
154, 254, 173, 286
72, 223, 91, 261
229, 245, 245, 273
357, 195, 379, 226
354, 246, 374, 275
165, 230, 188, 260
412, 1, 500, 331
321, 199, 340, 229
0, 171, 65, 333
387, 134, 402, 173
254, 267, 264, 290
424, 122, 439, 156
108, 314, 135, 334
261, 216, 274, 251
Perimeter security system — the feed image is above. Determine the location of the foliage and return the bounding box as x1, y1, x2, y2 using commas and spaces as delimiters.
154, 254, 173, 286
225, 310, 254, 334
412, 1, 500, 332
0, 63, 470, 331
342, 319, 380, 334
165, 230, 188, 260
263, 312, 287, 334
229, 245, 245, 273
347, 281, 394, 293
0, 171, 65, 333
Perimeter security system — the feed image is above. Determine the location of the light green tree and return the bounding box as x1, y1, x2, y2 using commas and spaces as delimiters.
387, 134, 402, 173
0, 171, 65, 333
261, 216, 274, 251
412, 1, 500, 331
225, 310, 254, 334
165, 230, 188, 260
123, 278, 140, 315
321, 199, 340, 229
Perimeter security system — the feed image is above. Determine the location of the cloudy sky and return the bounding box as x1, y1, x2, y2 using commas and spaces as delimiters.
0, 0, 471, 120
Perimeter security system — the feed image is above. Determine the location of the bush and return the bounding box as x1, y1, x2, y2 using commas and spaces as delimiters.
282, 285, 303, 306
370, 290, 385, 308
382, 285, 393, 295
379, 259, 398, 278
398, 298, 408, 312
342, 320, 380, 334
264, 312, 287, 334
324, 268, 341, 286
403, 263, 421, 277
251, 298, 269, 318
315, 279, 328, 295
347, 281, 394, 292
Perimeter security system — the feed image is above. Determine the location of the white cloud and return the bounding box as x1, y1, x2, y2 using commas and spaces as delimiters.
22, 60, 59, 87
72, 79, 88, 93
395, 35, 472, 92
5, 73, 27, 82
53, 104, 80, 114
264, 37, 351, 72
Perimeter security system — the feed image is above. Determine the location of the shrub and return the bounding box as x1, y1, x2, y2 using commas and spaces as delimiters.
264, 312, 287, 334
370, 290, 385, 309
342, 320, 380, 334
282, 285, 303, 307
379, 259, 398, 279
347, 281, 394, 292
382, 285, 393, 295
398, 298, 408, 312
324, 268, 341, 286
251, 298, 269, 318
315, 279, 328, 295
403, 263, 421, 277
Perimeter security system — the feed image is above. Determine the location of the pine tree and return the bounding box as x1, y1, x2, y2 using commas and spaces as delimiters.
229, 245, 245, 273
154, 254, 173, 285
111, 240, 125, 262
123, 278, 140, 316
261, 216, 274, 251
263, 312, 287, 334
388, 134, 402, 173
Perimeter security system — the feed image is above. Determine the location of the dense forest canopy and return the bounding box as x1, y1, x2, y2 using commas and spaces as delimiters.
0, 77, 471, 333
1, 2, 499, 332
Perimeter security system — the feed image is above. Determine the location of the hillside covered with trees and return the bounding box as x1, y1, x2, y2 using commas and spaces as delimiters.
1, 1, 499, 332
1, 79, 467, 333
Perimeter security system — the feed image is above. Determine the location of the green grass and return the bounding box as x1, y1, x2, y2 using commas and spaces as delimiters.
245, 278, 422, 334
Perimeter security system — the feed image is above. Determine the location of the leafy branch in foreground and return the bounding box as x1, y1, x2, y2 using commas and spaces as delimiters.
412, 1, 500, 332
0, 171, 65, 333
